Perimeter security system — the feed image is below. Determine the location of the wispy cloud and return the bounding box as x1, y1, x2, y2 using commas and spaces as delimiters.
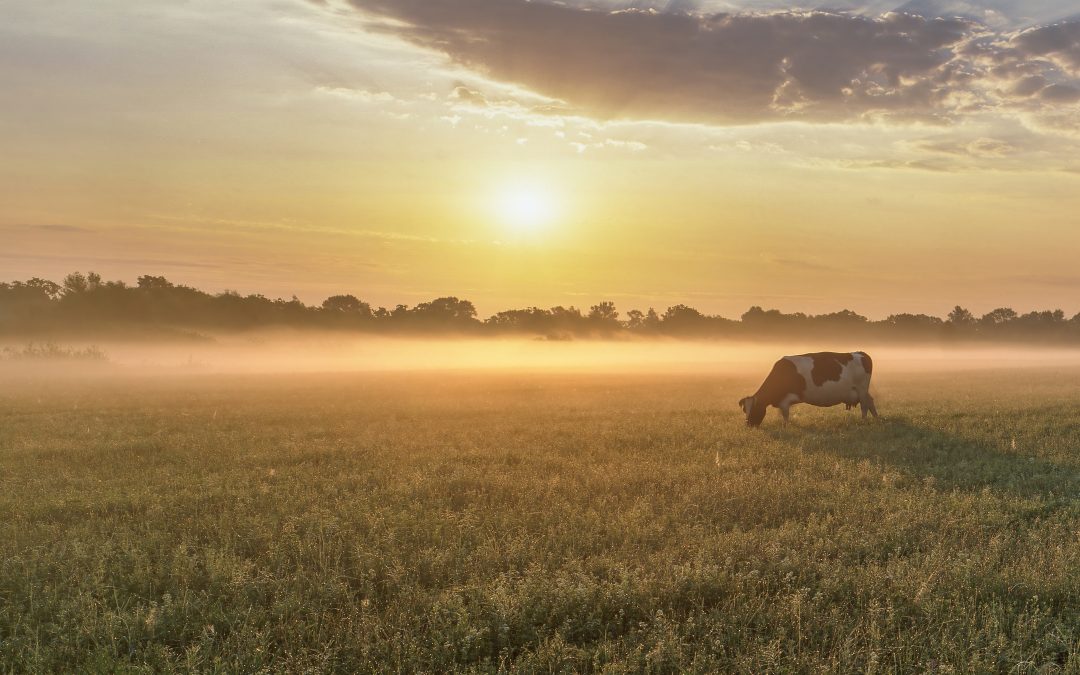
147, 214, 468, 246
906, 137, 1017, 157
24, 224, 95, 233
0, 251, 223, 269
768, 257, 842, 273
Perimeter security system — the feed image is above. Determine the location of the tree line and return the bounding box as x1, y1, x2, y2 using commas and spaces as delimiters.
3, 271, 1080, 342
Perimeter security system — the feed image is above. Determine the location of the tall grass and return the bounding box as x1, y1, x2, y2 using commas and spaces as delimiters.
0, 370, 1077, 672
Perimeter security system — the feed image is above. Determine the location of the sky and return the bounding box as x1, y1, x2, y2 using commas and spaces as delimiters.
3, 0, 1080, 319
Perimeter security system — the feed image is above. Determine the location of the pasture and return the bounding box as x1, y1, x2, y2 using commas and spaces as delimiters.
1, 366, 1078, 672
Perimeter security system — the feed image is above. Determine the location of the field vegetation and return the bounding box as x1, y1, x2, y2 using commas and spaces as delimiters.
1, 365, 1078, 672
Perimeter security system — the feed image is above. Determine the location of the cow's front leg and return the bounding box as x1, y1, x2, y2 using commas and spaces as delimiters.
859, 393, 879, 419
779, 405, 791, 423
866, 394, 878, 418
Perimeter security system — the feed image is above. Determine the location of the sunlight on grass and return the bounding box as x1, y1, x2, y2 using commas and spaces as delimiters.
0, 370, 1077, 671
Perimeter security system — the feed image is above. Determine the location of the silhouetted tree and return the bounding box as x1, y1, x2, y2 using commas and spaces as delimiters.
322, 294, 372, 317
24, 278, 63, 300
411, 297, 477, 323
816, 309, 867, 324
885, 313, 943, 328
62, 271, 101, 295
661, 305, 711, 336
587, 301, 620, 332
11, 269, 1080, 343
137, 275, 174, 290
549, 306, 584, 328
664, 304, 704, 322
741, 306, 773, 323
0, 279, 63, 329
980, 307, 1017, 327
947, 305, 976, 326
588, 301, 618, 322
486, 307, 545, 332
1016, 310, 1065, 328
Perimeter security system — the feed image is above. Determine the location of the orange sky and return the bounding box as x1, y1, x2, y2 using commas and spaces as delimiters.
4, 1, 1080, 318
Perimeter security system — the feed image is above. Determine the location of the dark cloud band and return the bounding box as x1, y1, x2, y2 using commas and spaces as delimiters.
347, 0, 1080, 127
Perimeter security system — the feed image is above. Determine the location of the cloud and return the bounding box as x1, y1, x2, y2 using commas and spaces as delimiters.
348, 0, 976, 124
1040, 83, 1080, 102
1013, 22, 1080, 73
1000, 273, 1080, 288
909, 136, 1016, 157
450, 83, 489, 107
27, 224, 94, 233
0, 251, 223, 269
343, 0, 1080, 130
768, 257, 841, 273
315, 86, 402, 104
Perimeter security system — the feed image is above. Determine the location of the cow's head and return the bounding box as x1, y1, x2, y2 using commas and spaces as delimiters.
738, 395, 767, 427
738, 396, 754, 415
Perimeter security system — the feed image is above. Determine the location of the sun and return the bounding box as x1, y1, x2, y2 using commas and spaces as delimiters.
495, 184, 557, 235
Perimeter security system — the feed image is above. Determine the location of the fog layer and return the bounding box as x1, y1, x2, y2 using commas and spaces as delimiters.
5, 334, 1080, 377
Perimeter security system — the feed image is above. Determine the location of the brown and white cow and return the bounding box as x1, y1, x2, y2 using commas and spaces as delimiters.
739, 352, 877, 427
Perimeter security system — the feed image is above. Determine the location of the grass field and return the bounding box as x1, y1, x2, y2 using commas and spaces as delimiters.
1, 364, 1079, 672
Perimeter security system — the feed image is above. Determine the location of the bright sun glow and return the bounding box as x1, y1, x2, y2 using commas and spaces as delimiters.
496, 184, 557, 234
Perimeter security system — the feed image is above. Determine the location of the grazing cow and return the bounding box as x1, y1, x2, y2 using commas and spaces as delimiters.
739, 351, 877, 427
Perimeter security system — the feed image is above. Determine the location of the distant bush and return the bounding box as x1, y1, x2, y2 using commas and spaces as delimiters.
1, 342, 108, 362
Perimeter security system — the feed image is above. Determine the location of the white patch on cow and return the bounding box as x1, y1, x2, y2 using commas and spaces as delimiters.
785, 353, 872, 409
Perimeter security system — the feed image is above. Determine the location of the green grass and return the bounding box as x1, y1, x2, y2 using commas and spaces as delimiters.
0, 369, 1078, 672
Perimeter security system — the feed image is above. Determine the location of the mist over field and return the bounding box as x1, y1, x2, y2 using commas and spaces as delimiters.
8, 334, 1080, 379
